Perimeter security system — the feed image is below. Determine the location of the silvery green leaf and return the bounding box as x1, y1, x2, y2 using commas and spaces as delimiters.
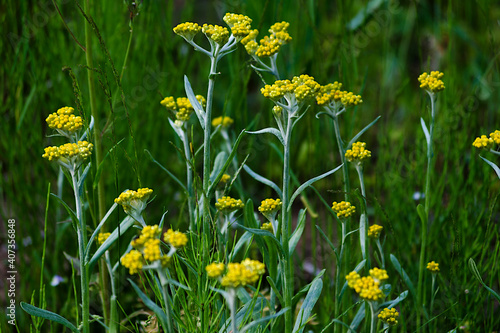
20, 302, 78, 333
128, 279, 170, 331
348, 115, 381, 148
292, 278, 323, 333
421, 117, 431, 145
184, 75, 205, 129
243, 165, 282, 199
168, 118, 185, 139
246, 127, 285, 146
480, 155, 500, 180
85, 203, 118, 257
289, 209, 307, 256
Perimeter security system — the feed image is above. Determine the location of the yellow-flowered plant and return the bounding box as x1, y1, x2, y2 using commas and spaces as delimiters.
418, 71, 445, 93
164, 229, 188, 249
378, 307, 399, 326
46, 106, 83, 138
346, 268, 388, 302
42, 141, 93, 170
315, 82, 363, 109
345, 141, 372, 163
97, 232, 110, 246
427, 261, 440, 273
173, 22, 201, 41
121, 250, 144, 275
207, 259, 265, 288
212, 116, 234, 128
115, 188, 153, 222
161, 95, 206, 126
260, 222, 274, 233
368, 224, 383, 238
490, 130, 500, 144
223, 13, 252, 39
331, 201, 356, 219
261, 74, 320, 103
258, 198, 282, 222
202, 24, 230, 45
472, 135, 493, 149
215, 196, 244, 214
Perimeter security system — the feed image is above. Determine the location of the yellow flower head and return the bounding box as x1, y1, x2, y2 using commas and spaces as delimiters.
97, 232, 111, 246
202, 24, 230, 45
261, 75, 320, 102
315, 82, 343, 106
212, 116, 234, 128
418, 71, 445, 93
131, 225, 161, 249
42, 141, 93, 169
368, 224, 383, 238
143, 238, 161, 261
258, 198, 282, 222
427, 261, 440, 273
378, 308, 399, 326
46, 106, 83, 135
490, 130, 500, 144
472, 135, 494, 150
345, 142, 372, 163
217, 174, 231, 189
241, 29, 259, 54
114, 188, 153, 218
369, 268, 389, 282
331, 201, 356, 219
346, 271, 361, 288
260, 222, 274, 233
223, 13, 252, 38
121, 250, 143, 275
341, 91, 363, 107
164, 229, 188, 249
255, 21, 292, 57
173, 22, 201, 41
219, 259, 265, 288
352, 276, 384, 301
161, 95, 206, 124
215, 196, 244, 214
206, 262, 226, 278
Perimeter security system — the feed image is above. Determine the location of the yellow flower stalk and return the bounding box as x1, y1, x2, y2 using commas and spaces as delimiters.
258, 198, 282, 222
161, 95, 206, 126
46, 106, 83, 137
223, 13, 252, 38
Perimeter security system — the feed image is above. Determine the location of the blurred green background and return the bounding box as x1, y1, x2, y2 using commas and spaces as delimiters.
2, 0, 500, 331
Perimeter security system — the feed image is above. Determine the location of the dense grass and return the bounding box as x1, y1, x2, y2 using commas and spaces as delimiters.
1, 0, 500, 332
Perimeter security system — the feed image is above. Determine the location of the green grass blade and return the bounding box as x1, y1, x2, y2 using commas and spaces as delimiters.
390, 254, 416, 299
243, 165, 282, 199
347, 116, 381, 148
289, 209, 307, 256
292, 278, 323, 333
468, 258, 500, 302
128, 279, 170, 331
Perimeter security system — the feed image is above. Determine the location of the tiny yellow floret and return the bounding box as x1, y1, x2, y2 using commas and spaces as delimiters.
490, 130, 500, 144
143, 238, 161, 261
114, 188, 153, 217
369, 267, 389, 282
46, 106, 83, 134
260, 222, 274, 233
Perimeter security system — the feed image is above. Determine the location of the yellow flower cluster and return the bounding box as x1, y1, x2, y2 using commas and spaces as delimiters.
258, 198, 282, 215
260, 222, 274, 232
223, 13, 252, 38
345, 142, 371, 162
131, 225, 162, 249
202, 24, 230, 45
115, 188, 153, 217
331, 201, 356, 219
121, 250, 143, 275
206, 259, 265, 288
143, 238, 161, 261
315, 82, 363, 108
368, 224, 383, 238
378, 308, 399, 326
206, 262, 225, 278
241, 29, 259, 54
42, 141, 93, 164
173, 22, 201, 41
346, 268, 387, 301
220, 173, 231, 184
46, 106, 83, 133
473, 130, 500, 150
164, 229, 188, 248
161, 95, 206, 123
418, 71, 445, 93
215, 196, 244, 213
97, 232, 111, 246
261, 75, 320, 102
427, 261, 440, 273
212, 116, 234, 128
255, 22, 292, 57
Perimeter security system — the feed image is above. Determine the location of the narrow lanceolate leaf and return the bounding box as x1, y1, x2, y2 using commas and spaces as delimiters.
50, 193, 78, 230
128, 279, 170, 331
246, 127, 285, 146
210, 151, 228, 184
378, 290, 409, 310
243, 165, 282, 198
287, 164, 343, 211
184, 75, 205, 129
289, 209, 307, 256
347, 115, 381, 148
88, 216, 135, 268
20, 302, 78, 333
168, 117, 185, 139
390, 254, 416, 299
93, 138, 125, 190
316, 225, 339, 261
219, 297, 266, 333
292, 278, 323, 333
469, 258, 500, 302
78, 163, 92, 196
235, 223, 285, 259
292, 270, 326, 305
349, 302, 365, 330
420, 117, 431, 146
230, 231, 252, 261
208, 130, 246, 197
480, 156, 500, 180
145, 149, 187, 192
85, 203, 118, 256
240, 307, 289, 333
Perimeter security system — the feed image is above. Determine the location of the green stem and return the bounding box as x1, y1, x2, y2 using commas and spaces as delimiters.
227, 288, 238, 333
182, 129, 195, 229
376, 239, 385, 269
71, 170, 89, 333
334, 221, 347, 329
105, 252, 118, 333
355, 164, 370, 270
282, 113, 293, 333
368, 301, 378, 333
332, 112, 350, 200
158, 269, 175, 333
417, 92, 436, 331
